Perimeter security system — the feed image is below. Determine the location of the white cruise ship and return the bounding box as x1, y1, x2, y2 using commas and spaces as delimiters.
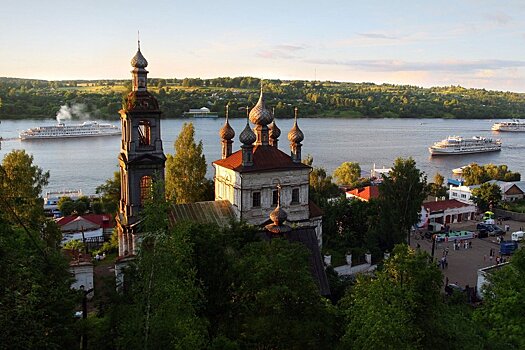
491, 120, 525, 132
429, 136, 502, 156
19, 121, 120, 140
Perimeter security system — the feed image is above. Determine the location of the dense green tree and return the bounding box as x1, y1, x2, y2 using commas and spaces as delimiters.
340, 244, 481, 349
58, 196, 75, 216
232, 238, 337, 349
474, 248, 525, 348
463, 163, 520, 186
428, 172, 447, 198
0, 152, 78, 349
471, 182, 502, 212
333, 161, 361, 187
96, 171, 120, 214
165, 122, 208, 203
114, 187, 208, 349
0, 149, 49, 226
376, 157, 427, 250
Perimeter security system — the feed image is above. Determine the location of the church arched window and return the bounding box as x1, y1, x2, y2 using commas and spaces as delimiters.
140, 175, 152, 205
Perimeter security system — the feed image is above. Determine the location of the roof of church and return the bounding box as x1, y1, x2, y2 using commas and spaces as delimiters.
168, 200, 235, 227
213, 145, 310, 173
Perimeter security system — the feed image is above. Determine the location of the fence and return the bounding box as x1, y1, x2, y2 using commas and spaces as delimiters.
494, 208, 525, 222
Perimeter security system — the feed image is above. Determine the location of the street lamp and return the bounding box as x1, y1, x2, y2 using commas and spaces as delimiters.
79, 285, 94, 350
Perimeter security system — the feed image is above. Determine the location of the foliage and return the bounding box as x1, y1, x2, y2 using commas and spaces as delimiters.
474, 248, 525, 349
0, 149, 49, 227
304, 156, 341, 205
231, 238, 337, 349
0, 153, 78, 349
95, 171, 120, 214
3, 77, 525, 120
165, 123, 208, 203
471, 182, 502, 212
333, 161, 361, 187
63, 239, 85, 252
376, 157, 427, 251
462, 163, 520, 186
428, 172, 447, 198
114, 191, 208, 350
57, 196, 89, 216
340, 244, 480, 349
321, 197, 379, 264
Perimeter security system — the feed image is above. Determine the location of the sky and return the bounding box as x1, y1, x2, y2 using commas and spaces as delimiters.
2, 0, 525, 91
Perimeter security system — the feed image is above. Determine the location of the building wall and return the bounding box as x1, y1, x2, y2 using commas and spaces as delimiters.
449, 185, 474, 204
214, 165, 310, 225
70, 263, 94, 299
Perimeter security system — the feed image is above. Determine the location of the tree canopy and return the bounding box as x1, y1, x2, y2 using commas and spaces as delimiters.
462, 163, 520, 186
165, 122, 208, 203
376, 157, 427, 250
471, 182, 502, 212
333, 162, 361, 188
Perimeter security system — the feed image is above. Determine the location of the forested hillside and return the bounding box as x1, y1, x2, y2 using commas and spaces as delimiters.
1, 76, 525, 119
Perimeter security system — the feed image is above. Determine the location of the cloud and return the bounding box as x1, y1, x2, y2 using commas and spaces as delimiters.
483, 11, 512, 25
304, 58, 525, 73
356, 32, 399, 40
256, 44, 305, 59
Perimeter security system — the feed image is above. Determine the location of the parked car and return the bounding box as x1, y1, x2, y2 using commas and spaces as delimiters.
511, 231, 525, 242
500, 240, 518, 255
477, 223, 505, 237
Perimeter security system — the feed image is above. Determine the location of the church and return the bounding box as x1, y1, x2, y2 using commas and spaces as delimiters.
115, 44, 327, 294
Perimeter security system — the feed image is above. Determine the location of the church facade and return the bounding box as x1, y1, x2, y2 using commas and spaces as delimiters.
213, 89, 323, 245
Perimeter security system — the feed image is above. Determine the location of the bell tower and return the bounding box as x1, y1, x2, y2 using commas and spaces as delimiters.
117, 41, 166, 257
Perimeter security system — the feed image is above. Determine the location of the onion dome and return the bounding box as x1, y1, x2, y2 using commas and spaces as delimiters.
288, 107, 304, 143
265, 185, 291, 234
131, 41, 148, 68
220, 107, 235, 140
269, 121, 281, 140
269, 203, 288, 226
239, 119, 256, 145
249, 87, 273, 126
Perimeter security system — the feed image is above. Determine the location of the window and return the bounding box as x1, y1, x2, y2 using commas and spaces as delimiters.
461, 194, 466, 198
140, 176, 152, 205
292, 188, 300, 204
272, 190, 278, 206
252, 191, 261, 208
138, 120, 151, 146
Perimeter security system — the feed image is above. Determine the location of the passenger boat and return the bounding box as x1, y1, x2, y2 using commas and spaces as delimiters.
19, 121, 120, 140
491, 120, 525, 132
452, 166, 467, 175
429, 136, 501, 156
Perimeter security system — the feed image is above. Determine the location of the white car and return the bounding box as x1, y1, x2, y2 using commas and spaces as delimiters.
511, 231, 524, 242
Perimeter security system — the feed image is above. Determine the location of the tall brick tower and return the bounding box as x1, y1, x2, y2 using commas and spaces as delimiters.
116, 41, 166, 257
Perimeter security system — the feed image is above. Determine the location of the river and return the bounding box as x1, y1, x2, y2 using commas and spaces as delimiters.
1, 118, 524, 195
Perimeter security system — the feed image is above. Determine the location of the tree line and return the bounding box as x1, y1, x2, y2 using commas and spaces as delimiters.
2, 76, 525, 119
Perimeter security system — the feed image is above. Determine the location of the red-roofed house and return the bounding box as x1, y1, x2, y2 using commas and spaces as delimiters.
423, 199, 476, 224
57, 214, 114, 234
345, 186, 379, 202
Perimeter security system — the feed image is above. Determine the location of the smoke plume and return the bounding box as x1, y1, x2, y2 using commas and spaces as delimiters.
56, 104, 91, 122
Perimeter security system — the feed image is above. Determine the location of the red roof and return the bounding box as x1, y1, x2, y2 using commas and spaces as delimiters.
346, 186, 379, 201
213, 145, 310, 173
56, 214, 114, 229
423, 199, 472, 212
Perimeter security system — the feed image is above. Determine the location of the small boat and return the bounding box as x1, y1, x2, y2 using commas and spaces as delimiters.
429, 136, 501, 156
452, 166, 467, 175
491, 119, 525, 132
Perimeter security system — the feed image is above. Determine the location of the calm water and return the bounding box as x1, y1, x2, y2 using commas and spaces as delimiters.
1, 118, 524, 195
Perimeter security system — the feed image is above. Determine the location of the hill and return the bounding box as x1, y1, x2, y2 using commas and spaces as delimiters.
1, 76, 525, 119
